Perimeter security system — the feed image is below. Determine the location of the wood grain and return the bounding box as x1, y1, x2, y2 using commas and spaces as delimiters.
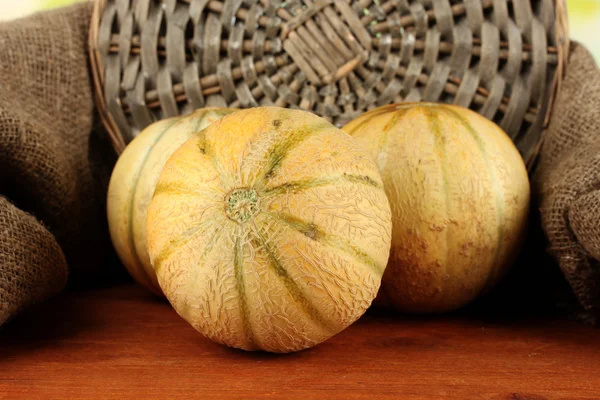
1, 283, 599, 400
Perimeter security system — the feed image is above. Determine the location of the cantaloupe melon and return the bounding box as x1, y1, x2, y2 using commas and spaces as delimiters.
146, 107, 392, 352
343, 103, 530, 313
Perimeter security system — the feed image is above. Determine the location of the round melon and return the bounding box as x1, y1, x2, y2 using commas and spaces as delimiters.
342, 103, 530, 314
146, 107, 392, 352
107, 107, 237, 296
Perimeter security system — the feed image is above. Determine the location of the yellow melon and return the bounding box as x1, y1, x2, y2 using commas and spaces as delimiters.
146, 107, 392, 352
107, 108, 236, 295
343, 103, 530, 313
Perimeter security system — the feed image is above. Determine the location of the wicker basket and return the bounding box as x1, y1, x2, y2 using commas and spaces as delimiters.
89, 0, 569, 169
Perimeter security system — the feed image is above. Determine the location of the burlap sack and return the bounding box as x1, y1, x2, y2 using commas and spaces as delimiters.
0, 3, 117, 326
534, 42, 600, 323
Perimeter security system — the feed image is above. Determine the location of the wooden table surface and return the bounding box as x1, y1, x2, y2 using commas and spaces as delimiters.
1, 282, 599, 400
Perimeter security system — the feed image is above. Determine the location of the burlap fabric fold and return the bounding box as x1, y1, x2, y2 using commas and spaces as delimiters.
534, 42, 600, 324
0, 3, 117, 326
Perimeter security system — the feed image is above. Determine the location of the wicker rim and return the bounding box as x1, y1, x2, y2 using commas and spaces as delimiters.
90, 0, 123, 151
89, 0, 570, 171
530, 0, 569, 171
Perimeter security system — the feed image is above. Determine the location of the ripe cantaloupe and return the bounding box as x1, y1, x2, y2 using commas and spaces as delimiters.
146, 107, 392, 352
343, 103, 530, 313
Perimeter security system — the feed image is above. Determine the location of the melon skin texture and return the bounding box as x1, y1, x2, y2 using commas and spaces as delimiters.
146, 107, 392, 353
107, 107, 237, 296
343, 103, 530, 314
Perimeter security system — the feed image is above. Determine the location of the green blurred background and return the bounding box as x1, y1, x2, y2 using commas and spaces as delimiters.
1, 0, 599, 61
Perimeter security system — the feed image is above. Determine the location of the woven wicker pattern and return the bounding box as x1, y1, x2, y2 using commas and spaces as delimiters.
89, 0, 569, 166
